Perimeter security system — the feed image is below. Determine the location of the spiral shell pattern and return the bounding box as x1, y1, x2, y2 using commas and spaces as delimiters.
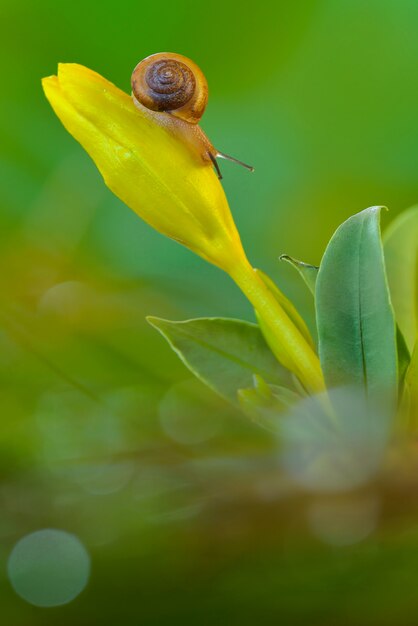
131, 53, 208, 124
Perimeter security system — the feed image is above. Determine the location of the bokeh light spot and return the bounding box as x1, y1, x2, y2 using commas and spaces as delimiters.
8, 529, 90, 607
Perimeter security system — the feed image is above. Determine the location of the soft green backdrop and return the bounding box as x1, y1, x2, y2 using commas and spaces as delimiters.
2, 1, 418, 624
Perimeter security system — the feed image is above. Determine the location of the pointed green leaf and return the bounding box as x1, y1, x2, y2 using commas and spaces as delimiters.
280, 254, 319, 295
147, 316, 293, 404
383, 205, 418, 351
315, 207, 397, 408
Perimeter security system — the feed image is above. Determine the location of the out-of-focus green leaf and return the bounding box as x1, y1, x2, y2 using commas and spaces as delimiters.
281, 387, 391, 492
279, 254, 318, 295
383, 205, 418, 351
254, 269, 314, 348
238, 374, 301, 432
397, 326, 411, 387
315, 207, 398, 409
270, 384, 302, 407
147, 317, 293, 404
402, 338, 418, 429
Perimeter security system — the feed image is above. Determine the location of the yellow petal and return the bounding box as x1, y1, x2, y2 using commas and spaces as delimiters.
42, 64, 245, 269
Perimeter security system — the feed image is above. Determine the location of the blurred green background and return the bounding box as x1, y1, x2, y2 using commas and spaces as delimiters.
2, 0, 418, 624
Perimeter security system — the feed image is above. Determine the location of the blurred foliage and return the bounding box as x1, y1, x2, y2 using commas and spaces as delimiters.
2, 0, 418, 624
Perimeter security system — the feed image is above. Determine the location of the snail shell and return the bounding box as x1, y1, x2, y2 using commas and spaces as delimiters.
131, 52, 208, 124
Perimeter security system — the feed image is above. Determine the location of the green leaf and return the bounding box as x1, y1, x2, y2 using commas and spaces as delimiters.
147, 316, 293, 404
253, 269, 314, 349
402, 338, 418, 429
383, 205, 418, 351
397, 326, 410, 387
281, 387, 390, 491
238, 374, 301, 432
279, 254, 318, 295
315, 206, 398, 408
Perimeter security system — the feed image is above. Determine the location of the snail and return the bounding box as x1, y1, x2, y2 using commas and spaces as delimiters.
131, 52, 254, 179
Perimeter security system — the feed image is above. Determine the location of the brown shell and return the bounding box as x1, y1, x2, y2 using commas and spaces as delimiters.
131, 52, 208, 124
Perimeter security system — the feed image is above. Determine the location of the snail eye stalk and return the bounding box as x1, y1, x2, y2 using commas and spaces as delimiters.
208, 151, 223, 180
208, 150, 255, 179
217, 151, 255, 173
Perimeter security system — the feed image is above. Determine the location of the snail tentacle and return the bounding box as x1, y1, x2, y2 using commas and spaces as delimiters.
208, 151, 223, 180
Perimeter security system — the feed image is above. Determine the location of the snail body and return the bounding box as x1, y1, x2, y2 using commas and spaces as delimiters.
131, 52, 253, 179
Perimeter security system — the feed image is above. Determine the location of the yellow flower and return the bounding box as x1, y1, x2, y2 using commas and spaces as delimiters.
42, 63, 324, 392
42, 64, 245, 270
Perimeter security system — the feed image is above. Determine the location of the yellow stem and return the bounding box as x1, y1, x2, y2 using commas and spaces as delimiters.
229, 256, 325, 394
